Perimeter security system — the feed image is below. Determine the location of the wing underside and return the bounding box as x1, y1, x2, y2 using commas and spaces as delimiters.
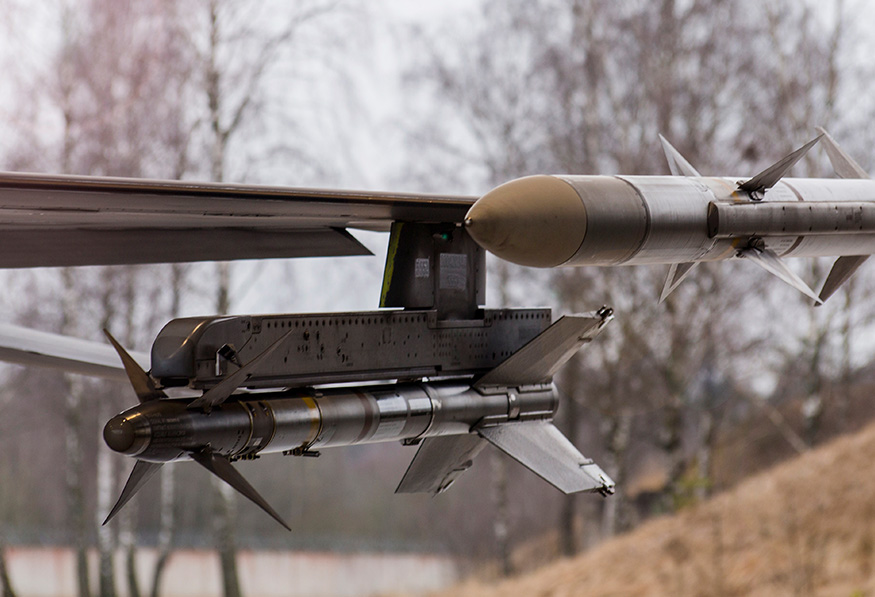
0, 322, 149, 381
0, 171, 475, 268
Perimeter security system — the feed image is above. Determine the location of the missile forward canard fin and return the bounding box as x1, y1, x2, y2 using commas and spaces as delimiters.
659, 262, 698, 303
191, 448, 291, 531
103, 460, 163, 526
103, 329, 165, 403
396, 434, 488, 494
478, 421, 614, 495
658, 135, 701, 177
738, 135, 822, 199
187, 329, 295, 411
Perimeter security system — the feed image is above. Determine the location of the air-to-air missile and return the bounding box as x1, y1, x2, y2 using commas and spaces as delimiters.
103, 302, 615, 529
464, 128, 873, 304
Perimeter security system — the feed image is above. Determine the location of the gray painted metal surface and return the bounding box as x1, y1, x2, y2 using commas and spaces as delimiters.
0, 171, 474, 267
479, 421, 613, 494
151, 309, 552, 390
395, 434, 488, 494
474, 311, 611, 388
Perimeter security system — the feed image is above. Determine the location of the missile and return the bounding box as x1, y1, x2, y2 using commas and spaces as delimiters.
464, 130, 873, 303
101, 311, 616, 529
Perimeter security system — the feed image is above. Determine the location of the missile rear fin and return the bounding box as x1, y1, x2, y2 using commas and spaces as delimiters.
399, 308, 614, 497
817, 127, 870, 179
396, 420, 615, 497
814, 127, 870, 304
659, 135, 701, 177
479, 421, 614, 495
396, 434, 488, 494
473, 311, 612, 389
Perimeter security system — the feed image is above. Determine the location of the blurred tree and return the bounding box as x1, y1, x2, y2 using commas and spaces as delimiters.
0, 538, 14, 597
2, 1, 202, 594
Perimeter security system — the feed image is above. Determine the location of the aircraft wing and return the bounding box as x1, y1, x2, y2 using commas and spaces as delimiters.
0, 321, 148, 381
0, 171, 475, 268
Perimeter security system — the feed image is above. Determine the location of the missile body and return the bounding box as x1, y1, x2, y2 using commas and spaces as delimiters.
465, 174, 875, 268
104, 381, 557, 463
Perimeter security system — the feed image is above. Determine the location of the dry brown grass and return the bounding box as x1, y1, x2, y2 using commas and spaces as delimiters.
434, 421, 875, 597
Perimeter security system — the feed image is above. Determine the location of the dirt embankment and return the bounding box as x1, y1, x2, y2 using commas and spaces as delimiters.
436, 420, 875, 596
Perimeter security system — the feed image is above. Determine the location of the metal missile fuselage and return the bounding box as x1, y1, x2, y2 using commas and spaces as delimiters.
104, 381, 558, 464
465, 174, 875, 269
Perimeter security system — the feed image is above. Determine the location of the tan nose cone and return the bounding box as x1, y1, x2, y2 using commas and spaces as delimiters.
465, 175, 586, 267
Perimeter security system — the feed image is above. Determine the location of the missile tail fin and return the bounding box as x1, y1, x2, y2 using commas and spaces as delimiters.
473, 311, 611, 389
103, 460, 163, 526
818, 255, 869, 305
739, 135, 822, 197
659, 262, 698, 303
739, 247, 822, 304
658, 135, 701, 177
188, 330, 294, 410
103, 329, 165, 403
479, 421, 614, 495
191, 448, 291, 531
816, 127, 870, 179
396, 434, 488, 494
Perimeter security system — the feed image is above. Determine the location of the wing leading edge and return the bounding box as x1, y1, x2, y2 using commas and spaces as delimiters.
0, 171, 475, 268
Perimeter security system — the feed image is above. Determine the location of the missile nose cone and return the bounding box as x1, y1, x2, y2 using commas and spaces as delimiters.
465, 175, 587, 267
104, 413, 150, 455
104, 416, 135, 452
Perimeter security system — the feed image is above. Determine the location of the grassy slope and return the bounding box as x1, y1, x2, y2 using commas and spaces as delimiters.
436, 420, 875, 596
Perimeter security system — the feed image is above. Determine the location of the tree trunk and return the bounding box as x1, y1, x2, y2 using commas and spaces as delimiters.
65, 374, 90, 597
491, 451, 512, 576
96, 432, 117, 597
600, 412, 631, 538
214, 480, 242, 597
0, 543, 16, 597
695, 410, 716, 501
558, 388, 580, 555
149, 466, 176, 597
